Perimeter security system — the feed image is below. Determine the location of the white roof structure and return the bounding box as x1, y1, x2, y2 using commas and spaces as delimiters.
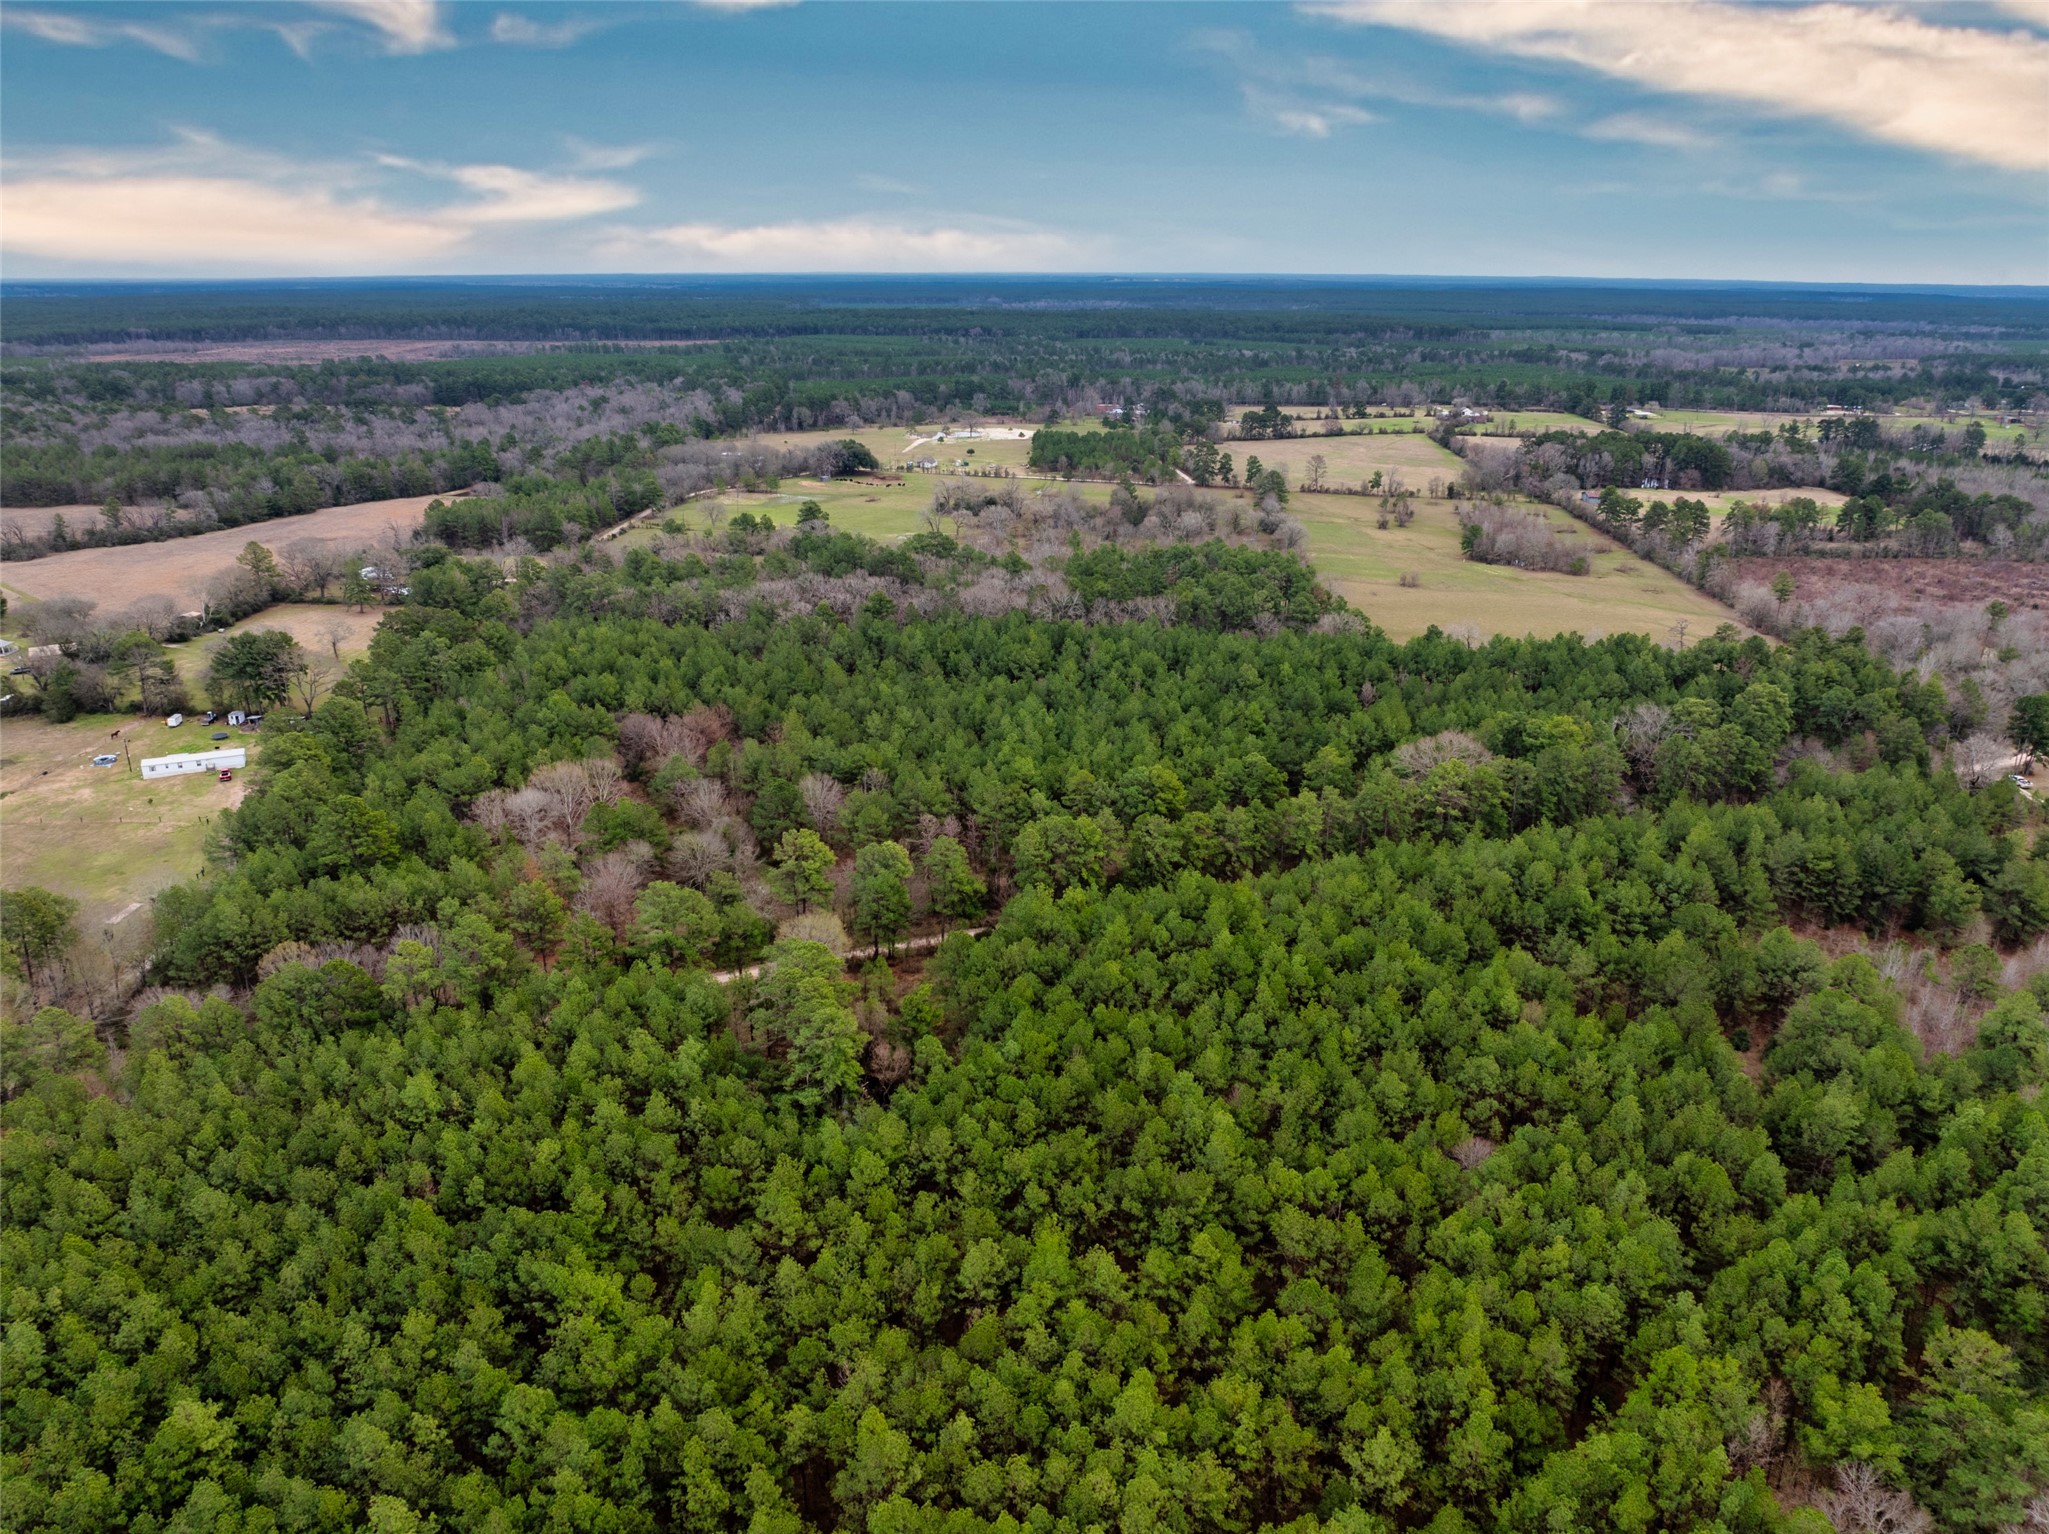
140, 747, 246, 780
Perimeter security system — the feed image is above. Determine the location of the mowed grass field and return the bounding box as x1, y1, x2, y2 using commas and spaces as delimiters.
1224, 432, 1468, 491
1290, 492, 1742, 643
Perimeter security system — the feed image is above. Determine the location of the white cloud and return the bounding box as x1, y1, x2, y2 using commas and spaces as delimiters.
566, 140, 656, 172
1259, 96, 1380, 138
1, 8, 204, 60
2, 176, 463, 268
314, 0, 453, 53
605, 217, 1085, 272
1, 136, 640, 273
490, 12, 603, 47
263, 20, 337, 60
439, 163, 640, 222
1582, 113, 1715, 150
1306, 0, 2049, 172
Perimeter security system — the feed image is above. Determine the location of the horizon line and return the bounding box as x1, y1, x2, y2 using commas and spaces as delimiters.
4, 271, 2046, 296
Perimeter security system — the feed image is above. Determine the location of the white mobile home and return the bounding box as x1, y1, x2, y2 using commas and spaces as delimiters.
140, 747, 246, 780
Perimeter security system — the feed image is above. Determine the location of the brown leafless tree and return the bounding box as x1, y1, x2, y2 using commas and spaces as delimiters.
800, 772, 847, 835
577, 843, 653, 936
1817, 1462, 1932, 1534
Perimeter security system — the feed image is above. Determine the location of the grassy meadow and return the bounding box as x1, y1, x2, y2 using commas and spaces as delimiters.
1289, 492, 1740, 643
1225, 431, 1468, 492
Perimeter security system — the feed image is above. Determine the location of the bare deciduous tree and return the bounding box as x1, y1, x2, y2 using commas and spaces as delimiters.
800, 772, 847, 835
673, 776, 733, 829
1817, 1462, 1932, 1534
290, 654, 336, 717
577, 843, 653, 936
667, 832, 730, 889
1393, 731, 1494, 777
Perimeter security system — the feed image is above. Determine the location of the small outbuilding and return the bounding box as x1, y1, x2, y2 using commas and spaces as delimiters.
140, 747, 247, 780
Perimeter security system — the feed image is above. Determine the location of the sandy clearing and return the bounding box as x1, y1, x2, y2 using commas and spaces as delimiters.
0, 494, 448, 612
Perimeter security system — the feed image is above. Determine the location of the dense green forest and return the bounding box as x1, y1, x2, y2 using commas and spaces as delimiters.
5, 524, 2048, 1532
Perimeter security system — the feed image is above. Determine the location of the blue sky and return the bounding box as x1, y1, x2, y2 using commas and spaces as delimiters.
2, 0, 2045, 283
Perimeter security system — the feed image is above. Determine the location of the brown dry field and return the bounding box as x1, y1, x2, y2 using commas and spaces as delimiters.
1, 504, 106, 541
1730, 556, 2049, 615
0, 494, 444, 612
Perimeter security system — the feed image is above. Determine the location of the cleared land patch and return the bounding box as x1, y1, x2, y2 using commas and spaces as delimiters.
1726, 555, 2049, 618
163, 602, 385, 689
741, 423, 1061, 477
2, 605, 382, 926
0, 493, 445, 612
628, 477, 1741, 645
0, 713, 249, 926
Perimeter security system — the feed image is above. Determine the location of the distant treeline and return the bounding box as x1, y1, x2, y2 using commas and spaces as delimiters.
9, 277, 2048, 343
5, 280, 2043, 419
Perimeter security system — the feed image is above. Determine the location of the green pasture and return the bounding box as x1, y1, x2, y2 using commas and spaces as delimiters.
1290, 492, 1742, 644
1235, 432, 1467, 492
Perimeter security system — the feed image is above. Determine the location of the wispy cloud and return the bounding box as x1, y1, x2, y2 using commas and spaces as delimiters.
855, 173, 926, 196
314, 0, 453, 54
603, 217, 1085, 272
566, 139, 655, 172
1306, 0, 2049, 173
490, 12, 604, 48
1, 8, 205, 61
375, 154, 641, 221
1255, 93, 1378, 139
1, 134, 638, 272
1582, 113, 1715, 151
1194, 28, 1558, 139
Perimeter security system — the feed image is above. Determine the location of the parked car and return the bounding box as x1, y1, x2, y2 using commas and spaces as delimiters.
203, 711, 219, 724
217, 769, 234, 783
91, 753, 119, 768
2011, 774, 2034, 788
